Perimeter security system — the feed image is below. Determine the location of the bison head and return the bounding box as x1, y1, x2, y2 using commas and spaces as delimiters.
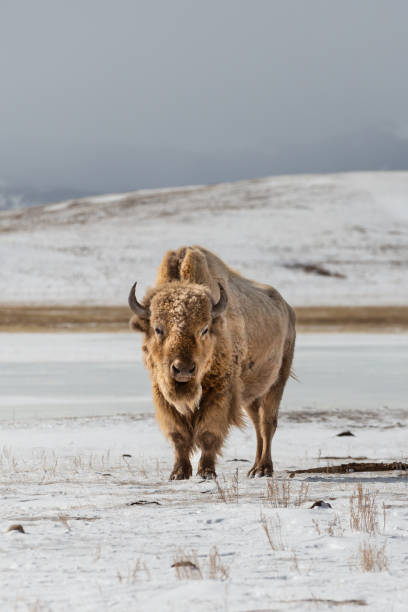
129, 281, 227, 415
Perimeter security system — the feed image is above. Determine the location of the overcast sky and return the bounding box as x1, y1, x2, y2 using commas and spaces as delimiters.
1, 0, 408, 200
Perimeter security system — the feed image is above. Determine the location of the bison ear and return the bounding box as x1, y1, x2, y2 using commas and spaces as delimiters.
179, 247, 211, 284
129, 315, 149, 333
156, 250, 183, 283
211, 283, 228, 319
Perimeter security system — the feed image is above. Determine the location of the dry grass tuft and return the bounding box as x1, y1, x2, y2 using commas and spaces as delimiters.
350, 483, 378, 535
327, 513, 344, 537
117, 559, 150, 583
26, 601, 51, 612
57, 514, 71, 531
358, 541, 388, 572
0, 446, 18, 472
291, 551, 300, 572
260, 513, 286, 551
263, 478, 309, 508
208, 546, 230, 580
172, 547, 229, 580
216, 468, 239, 503
313, 513, 344, 537
172, 550, 202, 579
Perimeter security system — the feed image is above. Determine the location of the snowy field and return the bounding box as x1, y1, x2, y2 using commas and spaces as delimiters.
1, 170, 407, 609
1, 171, 408, 307
1, 333, 407, 611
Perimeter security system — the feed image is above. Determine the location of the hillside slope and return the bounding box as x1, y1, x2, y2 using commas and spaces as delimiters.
0, 172, 407, 306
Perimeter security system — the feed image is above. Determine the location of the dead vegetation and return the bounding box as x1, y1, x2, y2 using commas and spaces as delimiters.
208, 547, 230, 580
289, 461, 408, 477
0, 446, 163, 485
295, 305, 408, 332
15, 601, 52, 612
172, 547, 229, 580
0, 305, 130, 332
172, 553, 202, 579
260, 513, 286, 551
312, 513, 344, 537
216, 468, 239, 503
349, 483, 379, 535
284, 262, 346, 278
262, 478, 309, 507
358, 541, 388, 572
273, 598, 367, 607
312, 483, 384, 539
57, 514, 71, 531
117, 559, 151, 583
2, 305, 408, 332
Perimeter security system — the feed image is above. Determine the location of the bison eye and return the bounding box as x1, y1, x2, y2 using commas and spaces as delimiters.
201, 326, 209, 337
154, 327, 164, 336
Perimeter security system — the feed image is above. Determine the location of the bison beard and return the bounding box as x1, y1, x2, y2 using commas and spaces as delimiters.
158, 376, 202, 417
129, 246, 296, 480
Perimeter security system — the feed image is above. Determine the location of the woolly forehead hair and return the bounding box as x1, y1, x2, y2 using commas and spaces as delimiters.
149, 284, 212, 328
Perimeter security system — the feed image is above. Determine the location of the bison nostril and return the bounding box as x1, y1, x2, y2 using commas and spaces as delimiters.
171, 360, 195, 379
172, 364, 181, 375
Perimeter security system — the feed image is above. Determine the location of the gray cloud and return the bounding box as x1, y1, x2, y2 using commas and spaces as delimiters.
0, 0, 407, 203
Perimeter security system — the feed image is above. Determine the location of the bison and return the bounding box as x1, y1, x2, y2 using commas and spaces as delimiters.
128, 246, 296, 480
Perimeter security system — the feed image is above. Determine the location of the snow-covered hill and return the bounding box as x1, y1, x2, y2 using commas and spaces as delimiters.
0, 172, 407, 306
0, 183, 91, 211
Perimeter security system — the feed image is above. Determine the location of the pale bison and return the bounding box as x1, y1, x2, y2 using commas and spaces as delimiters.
128, 246, 296, 480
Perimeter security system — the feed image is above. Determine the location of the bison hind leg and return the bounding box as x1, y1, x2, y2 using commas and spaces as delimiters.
246, 340, 295, 478
245, 397, 269, 477
246, 391, 276, 478
247, 460, 273, 478
246, 392, 277, 478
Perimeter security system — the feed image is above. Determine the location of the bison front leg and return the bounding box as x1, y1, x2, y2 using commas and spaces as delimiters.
152, 384, 193, 480
195, 389, 232, 480
196, 431, 223, 480
169, 431, 193, 480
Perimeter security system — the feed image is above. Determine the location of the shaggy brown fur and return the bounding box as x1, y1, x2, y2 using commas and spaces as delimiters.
129, 246, 296, 480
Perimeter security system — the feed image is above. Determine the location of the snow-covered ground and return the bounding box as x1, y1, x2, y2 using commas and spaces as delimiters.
1, 170, 407, 609
1, 333, 407, 611
1, 171, 407, 306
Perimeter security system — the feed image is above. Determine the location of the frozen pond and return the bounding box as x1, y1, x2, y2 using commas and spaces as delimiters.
0, 333, 407, 421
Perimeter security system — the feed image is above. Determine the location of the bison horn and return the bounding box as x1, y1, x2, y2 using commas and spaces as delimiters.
212, 283, 228, 319
128, 282, 149, 319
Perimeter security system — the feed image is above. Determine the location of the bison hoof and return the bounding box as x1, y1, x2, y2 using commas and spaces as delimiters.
247, 463, 273, 478
197, 467, 217, 480
169, 463, 192, 480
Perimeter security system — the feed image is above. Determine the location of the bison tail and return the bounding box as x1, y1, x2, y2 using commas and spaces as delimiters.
289, 368, 300, 383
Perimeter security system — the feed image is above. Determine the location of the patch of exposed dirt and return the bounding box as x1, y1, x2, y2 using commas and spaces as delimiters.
1, 305, 407, 332
294, 305, 408, 332
0, 305, 130, 332
284, 262, 346, 278
283, 408, 382, 424
289, 461, 408, 477
247, 601, 367, 610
